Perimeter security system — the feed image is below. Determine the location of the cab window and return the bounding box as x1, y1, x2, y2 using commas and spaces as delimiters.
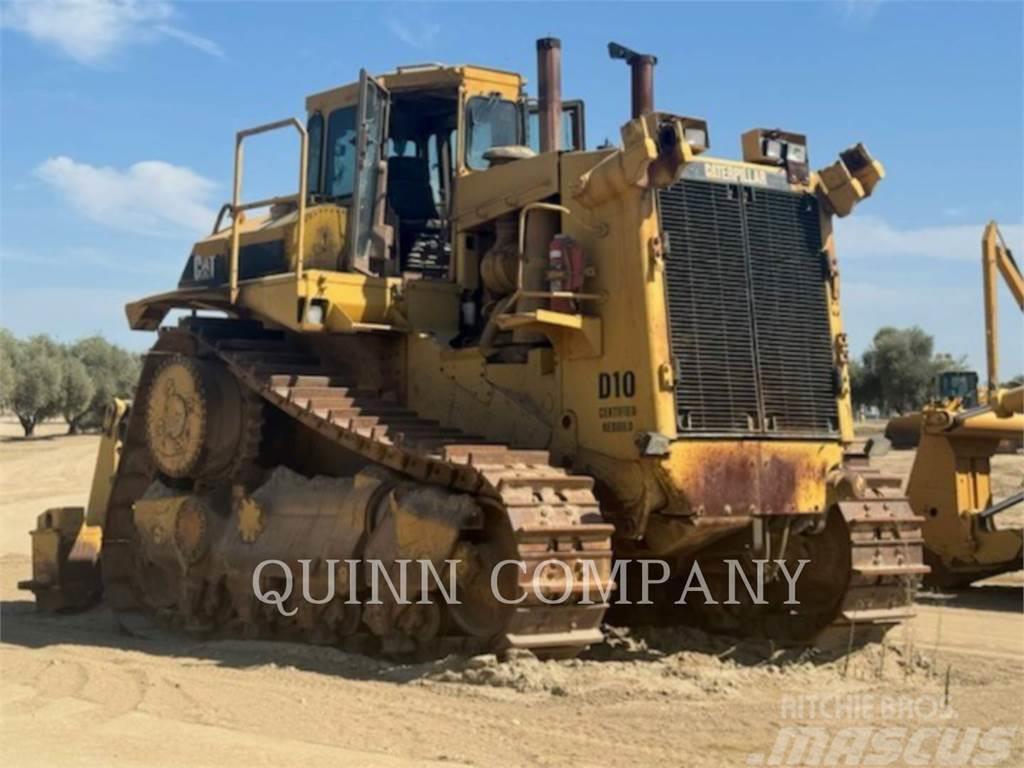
465, 97, 519, 170
325, 106, 357, 197
526, 101, 586, 153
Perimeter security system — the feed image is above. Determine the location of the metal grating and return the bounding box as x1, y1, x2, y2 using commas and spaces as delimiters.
658, 178, 838, 436
745, 188, 837, 434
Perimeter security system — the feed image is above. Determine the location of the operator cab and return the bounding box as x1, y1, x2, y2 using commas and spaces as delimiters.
936, 370, 980, 407
304, 64, 584, 281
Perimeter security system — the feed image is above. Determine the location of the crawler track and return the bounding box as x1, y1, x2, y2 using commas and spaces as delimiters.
101, 319, 924, 656
826, 467, 930, 645
104, 319, 613, 658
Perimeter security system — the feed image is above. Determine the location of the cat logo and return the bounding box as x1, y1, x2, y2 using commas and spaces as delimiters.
193, 253, 217, 281
703, 162, 770, 187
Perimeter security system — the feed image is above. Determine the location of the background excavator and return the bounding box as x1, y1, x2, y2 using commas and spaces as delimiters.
899, 222, 1024, 587
20, 38, 926, 658
885, 222, 1023, 452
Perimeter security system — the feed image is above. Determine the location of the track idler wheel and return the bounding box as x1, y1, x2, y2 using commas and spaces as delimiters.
144, 355, 260, 482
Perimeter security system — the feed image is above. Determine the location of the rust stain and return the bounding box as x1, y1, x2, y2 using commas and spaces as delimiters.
675, 443, 820, 517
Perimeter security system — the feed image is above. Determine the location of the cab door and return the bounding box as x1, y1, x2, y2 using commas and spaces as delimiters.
348, 69, 390, 274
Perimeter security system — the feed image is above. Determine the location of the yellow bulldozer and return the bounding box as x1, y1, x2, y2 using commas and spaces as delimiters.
20, 39, 927, 658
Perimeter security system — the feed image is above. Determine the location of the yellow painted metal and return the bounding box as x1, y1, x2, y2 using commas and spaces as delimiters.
982, 220, 1024, 393
21, 395, 125, 609
306, 64, 522, 117
495, 310, 603, 360
906, 394, 1024, 585
992, 386, 1024, 418
85, 398, 130, 528
127, 267, 404, 334
954, 409, 1024, 438
813, 144, 885, 218
819, 216, 856, 442
557, 146, 678, 457
192, 205, 346, 274
886, 222, 1022, 444
122, 56, 879, 551
241, 269, 402, 332
453, 153, 561, 229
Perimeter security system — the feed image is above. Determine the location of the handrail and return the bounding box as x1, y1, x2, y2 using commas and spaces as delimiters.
229, 117, 308, 302
479, 202, 604, 356
211, 202, 232, 235
510, 202, 606, 310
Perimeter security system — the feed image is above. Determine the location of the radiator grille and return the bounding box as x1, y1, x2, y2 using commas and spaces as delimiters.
658, 178, 838, 436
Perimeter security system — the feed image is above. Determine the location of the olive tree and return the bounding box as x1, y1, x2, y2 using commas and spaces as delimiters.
71, 336, 142, 429
10, 335, 63, 436
853, 326, 967, 414
60, 353, 96, 434
0, 329, 16, 411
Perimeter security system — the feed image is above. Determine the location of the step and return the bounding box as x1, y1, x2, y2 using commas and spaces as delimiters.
304, 396, 360, 411
284, 385, 353, 400
270, 374, 348, 388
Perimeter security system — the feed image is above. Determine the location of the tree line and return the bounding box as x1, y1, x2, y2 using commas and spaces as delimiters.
0, 330, 141, 436
849, 326, 1020, 415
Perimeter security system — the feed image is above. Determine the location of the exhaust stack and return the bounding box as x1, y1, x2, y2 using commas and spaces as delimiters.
608, 42, 657, 118
536, 37, 562, 153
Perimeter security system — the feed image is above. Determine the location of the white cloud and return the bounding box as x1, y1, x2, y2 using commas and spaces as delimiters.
155, 22, 223, 58
35, 156, 217, 237
387, 18, 440, 50
0, 0, 222, 64
835, 215, 1024, 263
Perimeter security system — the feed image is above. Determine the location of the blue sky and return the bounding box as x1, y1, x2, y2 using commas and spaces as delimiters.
1, 0, 1021, 375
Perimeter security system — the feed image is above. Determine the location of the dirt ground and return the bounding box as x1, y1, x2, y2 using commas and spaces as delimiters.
1, 419, 1021, 767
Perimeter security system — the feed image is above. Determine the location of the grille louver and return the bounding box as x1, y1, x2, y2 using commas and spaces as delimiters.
658, 178, 838, 437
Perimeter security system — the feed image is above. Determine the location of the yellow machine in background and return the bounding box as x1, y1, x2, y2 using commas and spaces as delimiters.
907, 387, 1023, 587
19, 400, 129, 610
22, 38, 926, 657
902, 222, 1024, 587
886, 221, 1024, 451
885, 371, 979, 450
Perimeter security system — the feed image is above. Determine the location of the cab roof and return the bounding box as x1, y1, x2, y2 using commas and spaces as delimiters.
305, 64, 523, 115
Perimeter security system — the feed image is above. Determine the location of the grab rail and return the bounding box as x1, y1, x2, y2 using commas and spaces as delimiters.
229, 118, 308, 302
510, 202, 605, 309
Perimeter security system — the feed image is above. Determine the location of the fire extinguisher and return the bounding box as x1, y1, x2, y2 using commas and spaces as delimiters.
547, 234, 584, 313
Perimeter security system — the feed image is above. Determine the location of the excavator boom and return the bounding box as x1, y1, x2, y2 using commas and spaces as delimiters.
982, 220, 1024, 393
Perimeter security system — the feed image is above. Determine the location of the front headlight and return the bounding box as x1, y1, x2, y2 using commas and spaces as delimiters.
762, 138, 783, 161
684, 127, 707, 151
785, 143, 807, 164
